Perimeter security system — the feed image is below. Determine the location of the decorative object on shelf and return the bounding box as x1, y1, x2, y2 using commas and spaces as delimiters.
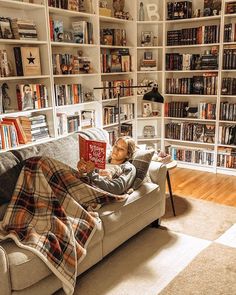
141, 31, 153, 46
2, 83, 11, 113
0, 17, 14, 39
112, 0, 130, 19
140, 51, 157, 71
138, 2, 145, 21
194, 8, 201, 18
143, 82, 164, 103
185, 106, 198, 118
99, 0, 112, 16
142, 102, 152, 117
146, 4, 160, 21
143, 125, 155, 138
204, 0, 221, 16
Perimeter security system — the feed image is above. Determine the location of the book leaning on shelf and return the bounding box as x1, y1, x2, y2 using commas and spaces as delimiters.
79, 133, 106, 169
0, 121, 19, 150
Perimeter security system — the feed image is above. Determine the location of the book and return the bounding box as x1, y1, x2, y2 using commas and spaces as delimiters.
21, 47, 41, 76
1, 116, 28, 144
79, 134, 106, 169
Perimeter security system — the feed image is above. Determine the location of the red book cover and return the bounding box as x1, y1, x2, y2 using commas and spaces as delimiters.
79, 134, 106, 169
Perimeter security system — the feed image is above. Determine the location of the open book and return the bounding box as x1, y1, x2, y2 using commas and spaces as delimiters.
79, 134, 107, 169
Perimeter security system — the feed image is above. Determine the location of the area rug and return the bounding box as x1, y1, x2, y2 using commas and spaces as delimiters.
159, 242, 236, 295
162, 195, 236, 240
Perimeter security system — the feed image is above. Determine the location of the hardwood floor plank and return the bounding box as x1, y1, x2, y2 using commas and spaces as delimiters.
167, 168, 236, 207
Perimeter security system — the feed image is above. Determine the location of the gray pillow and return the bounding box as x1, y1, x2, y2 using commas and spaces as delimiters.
131, 149, 155, 190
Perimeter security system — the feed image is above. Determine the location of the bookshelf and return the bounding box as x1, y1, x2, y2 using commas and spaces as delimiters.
0, 0, 236, 175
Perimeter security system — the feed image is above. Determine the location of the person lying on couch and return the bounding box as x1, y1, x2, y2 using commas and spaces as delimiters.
77, 136, 136, 195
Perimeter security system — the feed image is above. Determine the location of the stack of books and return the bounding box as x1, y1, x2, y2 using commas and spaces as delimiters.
11, 18, 38, 40
29, 114, 49, 141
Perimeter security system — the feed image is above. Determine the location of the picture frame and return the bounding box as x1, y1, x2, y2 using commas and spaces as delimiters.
143, 125, 155, 138
142, 102, 153, 117
141, 31, 153, 46
0, 17, 14, 39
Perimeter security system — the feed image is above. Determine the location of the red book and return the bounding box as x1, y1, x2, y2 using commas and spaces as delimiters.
2, 117, 28, 144
79, 134, 106, 169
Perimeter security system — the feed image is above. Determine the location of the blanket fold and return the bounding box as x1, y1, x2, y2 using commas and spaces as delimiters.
0, 157, 128, 295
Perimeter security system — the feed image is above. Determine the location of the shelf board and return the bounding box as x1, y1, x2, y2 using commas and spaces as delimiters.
165, 15, 221, 24
51, 42, 97, 47
137, 70, 162, 73
137, 116, 161, 120
220, 95, 236, 98
137, 137, 161, 141
53, 73, 98, 78
164, 138, 215, 146
217, 144, 236, 148
100, 45, 134, 49
221, 69, 236, 72
137, 46, 163, 49
0, 0, 45, 10
0, 107, 53, 118
55, 101, 97, 109
99, 15, 134, 23
49, 6, 95, 18
0, 39, 47, 45
165, 70, 218, 73
102, 96, 135, 102
164, 117, 216, 122
223, 42, 236, 45
0, 75, 50, 81
101, 72, 134, 76
224, 13, 236, 18
219, 120, 236, 124
166, 43, 220, 49
137, 20, 163, 24
165, 94, 217, 98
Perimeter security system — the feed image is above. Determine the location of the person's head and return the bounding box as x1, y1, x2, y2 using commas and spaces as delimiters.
110, 136, 136, 164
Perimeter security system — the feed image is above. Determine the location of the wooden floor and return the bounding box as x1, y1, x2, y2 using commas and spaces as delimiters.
168, 167, 236, 207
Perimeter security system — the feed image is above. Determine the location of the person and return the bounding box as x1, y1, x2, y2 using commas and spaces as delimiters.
77, 136, 136, 195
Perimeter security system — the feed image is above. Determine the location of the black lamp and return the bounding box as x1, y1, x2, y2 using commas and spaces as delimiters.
143, 83, 164, 103
94, 83, 164, 135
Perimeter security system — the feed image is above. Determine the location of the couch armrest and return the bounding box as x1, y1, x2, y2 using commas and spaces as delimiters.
148, 161, 167, 198
0, 245, 11, 295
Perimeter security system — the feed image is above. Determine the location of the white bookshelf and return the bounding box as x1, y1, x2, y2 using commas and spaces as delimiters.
0, 0, 235, 175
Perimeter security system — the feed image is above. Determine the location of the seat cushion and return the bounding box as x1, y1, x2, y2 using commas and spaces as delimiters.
2, 218, 103, 291
98, 182, 160, 235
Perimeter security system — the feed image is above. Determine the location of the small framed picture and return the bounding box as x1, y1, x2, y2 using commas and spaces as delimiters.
143, 125, 155, 138
144, 51, 153, 60
142, 102, 153, 117
141, 31, 153, 46
0, 17, 14, 39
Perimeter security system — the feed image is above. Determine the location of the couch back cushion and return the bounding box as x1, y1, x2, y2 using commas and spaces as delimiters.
0, 152, 22, 205
12, 134, 79, 170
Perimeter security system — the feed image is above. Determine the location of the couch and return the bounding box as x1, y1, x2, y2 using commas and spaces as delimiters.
0, 128, 167, 295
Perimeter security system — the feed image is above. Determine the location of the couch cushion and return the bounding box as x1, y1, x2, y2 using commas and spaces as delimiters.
131, 149, 155, 190
98, 182, 160, 235
12, 134, 79, 170
0, 152, 22, 206
2, 218, 103, 291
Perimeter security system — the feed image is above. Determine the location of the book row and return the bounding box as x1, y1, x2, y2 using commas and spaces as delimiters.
48, 0, 91, 12
103, 103, 134, 126
167, 25, 220, 46
164, 101, 216, 120
224, 23, 236, 43
101, 79, 134, 100
0, 114, 49, 150
219, 125, 236, 146
221, 78, 236, 95
165, 122, 215, 143
166, 1, 192, 20
166, 75, 218, 95
222, 49, 236, 70
57, 109, 95, 135
165, 52, 218, 71
167, 146, 214, 166
100, 49, 131, 73
220, 102, 236, 121
217, 153, 236, 169
49, 19, 93, 44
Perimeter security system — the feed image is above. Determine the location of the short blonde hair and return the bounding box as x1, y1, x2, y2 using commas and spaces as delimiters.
115, 136, 136, 161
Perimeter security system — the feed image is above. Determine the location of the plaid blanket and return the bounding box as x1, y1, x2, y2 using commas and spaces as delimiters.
0, 157, 128, 295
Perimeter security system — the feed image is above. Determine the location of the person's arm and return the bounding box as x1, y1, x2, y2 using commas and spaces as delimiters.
87, 162, 136, 195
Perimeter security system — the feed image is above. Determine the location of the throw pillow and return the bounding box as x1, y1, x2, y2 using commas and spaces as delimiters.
131, 149, 155, 190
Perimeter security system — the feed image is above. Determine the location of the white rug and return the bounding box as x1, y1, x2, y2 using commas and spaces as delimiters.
215, 223, 236, 249
56, 228, 210, 295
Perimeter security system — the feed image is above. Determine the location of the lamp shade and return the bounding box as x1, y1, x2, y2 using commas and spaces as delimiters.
143, 85, 164, 103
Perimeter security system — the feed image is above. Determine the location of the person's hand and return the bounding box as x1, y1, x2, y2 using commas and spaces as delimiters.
99, 169, 112, 179
77, 159, 95, 174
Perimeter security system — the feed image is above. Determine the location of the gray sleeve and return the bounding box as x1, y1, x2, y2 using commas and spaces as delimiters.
87, 162, 136, 195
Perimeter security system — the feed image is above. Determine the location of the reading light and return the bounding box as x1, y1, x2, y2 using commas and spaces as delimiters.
143, 83, 164, 103
94, 83, 164, 135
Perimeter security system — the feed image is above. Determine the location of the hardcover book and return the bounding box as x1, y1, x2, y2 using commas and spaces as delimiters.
79, 134, 106, 169
21, 47, 41, 76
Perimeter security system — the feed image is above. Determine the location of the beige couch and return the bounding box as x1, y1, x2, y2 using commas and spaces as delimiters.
0, 129, 167, 295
